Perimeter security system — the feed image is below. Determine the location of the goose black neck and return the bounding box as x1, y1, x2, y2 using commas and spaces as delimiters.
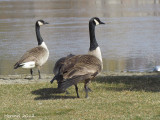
35, 24, 43, 45
89, 23, 98, 51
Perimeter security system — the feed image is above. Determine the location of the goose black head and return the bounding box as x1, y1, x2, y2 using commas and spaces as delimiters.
90, 17, 105, 26
36, 20, 49, 26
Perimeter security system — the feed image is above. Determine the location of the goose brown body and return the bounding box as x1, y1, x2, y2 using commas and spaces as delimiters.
57, 54, 102, 88
54, 54, 102, 98
51, 17, 105, 98
14, 45, 49, 69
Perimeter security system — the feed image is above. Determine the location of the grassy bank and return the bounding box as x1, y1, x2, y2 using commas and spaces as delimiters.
1, 73, 160, 120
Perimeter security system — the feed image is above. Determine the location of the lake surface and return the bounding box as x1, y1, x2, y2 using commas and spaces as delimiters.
1, 0, 160, 75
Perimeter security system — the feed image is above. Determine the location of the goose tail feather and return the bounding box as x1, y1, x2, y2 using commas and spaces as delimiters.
14, 63, 22, 69
58, 74, 91, 92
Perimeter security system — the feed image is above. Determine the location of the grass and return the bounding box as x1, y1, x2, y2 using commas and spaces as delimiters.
1, 74, 160, 120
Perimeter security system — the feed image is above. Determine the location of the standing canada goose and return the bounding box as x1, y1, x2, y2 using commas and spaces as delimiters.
50, 17, 105, 98
14, 20, 49, 79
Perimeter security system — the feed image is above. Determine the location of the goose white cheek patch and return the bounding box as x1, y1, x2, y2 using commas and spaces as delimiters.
94, 19, 99, 25
38, 21, 43, 26
21, 61, 35, 69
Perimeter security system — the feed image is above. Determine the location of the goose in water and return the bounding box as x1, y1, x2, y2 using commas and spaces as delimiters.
14, 20, 49, 79
50, 17, 105, 98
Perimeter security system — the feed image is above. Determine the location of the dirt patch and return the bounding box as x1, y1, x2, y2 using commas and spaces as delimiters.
0, 74, 53, 84
0, 72, 159, 84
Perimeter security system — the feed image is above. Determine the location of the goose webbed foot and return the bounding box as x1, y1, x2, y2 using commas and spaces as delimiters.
50, 79, 54, 84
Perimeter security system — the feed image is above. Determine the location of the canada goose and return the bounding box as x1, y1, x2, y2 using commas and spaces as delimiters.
14, 20, 49, 79
50, 17, 105, 98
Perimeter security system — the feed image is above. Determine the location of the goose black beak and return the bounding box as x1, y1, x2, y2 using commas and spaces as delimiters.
100, 21, 105, 24
44, 22, 49, 24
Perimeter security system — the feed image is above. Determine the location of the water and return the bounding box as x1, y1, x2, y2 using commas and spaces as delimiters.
1, 0, 160, 75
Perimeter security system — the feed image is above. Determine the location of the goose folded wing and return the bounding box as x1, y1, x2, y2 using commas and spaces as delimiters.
53, 54, 75, 74
59, 55, 102, 77
15, 47, 45, 65
58, 58, 101, 91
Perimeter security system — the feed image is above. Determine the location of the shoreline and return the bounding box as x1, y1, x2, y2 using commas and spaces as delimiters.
0, 72, 160, 84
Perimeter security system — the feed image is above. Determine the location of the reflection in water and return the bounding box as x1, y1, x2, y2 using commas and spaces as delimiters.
1, 0, 160, 75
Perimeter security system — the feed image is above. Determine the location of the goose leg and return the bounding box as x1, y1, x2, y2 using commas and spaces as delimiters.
83, 87, 92, 92
84, 85, 88, 98
38, 69, 41, 79
38, 67, 41, 79
84, 82, 90, 98
30, 69, 33, 79
50, 76, 56, 84
84, 79, 92, 98
50, 79, 54, 84
75, 85, 80, 98
88, 87, 92, 92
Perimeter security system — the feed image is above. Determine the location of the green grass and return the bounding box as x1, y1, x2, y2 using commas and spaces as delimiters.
1, 75, 160, 120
